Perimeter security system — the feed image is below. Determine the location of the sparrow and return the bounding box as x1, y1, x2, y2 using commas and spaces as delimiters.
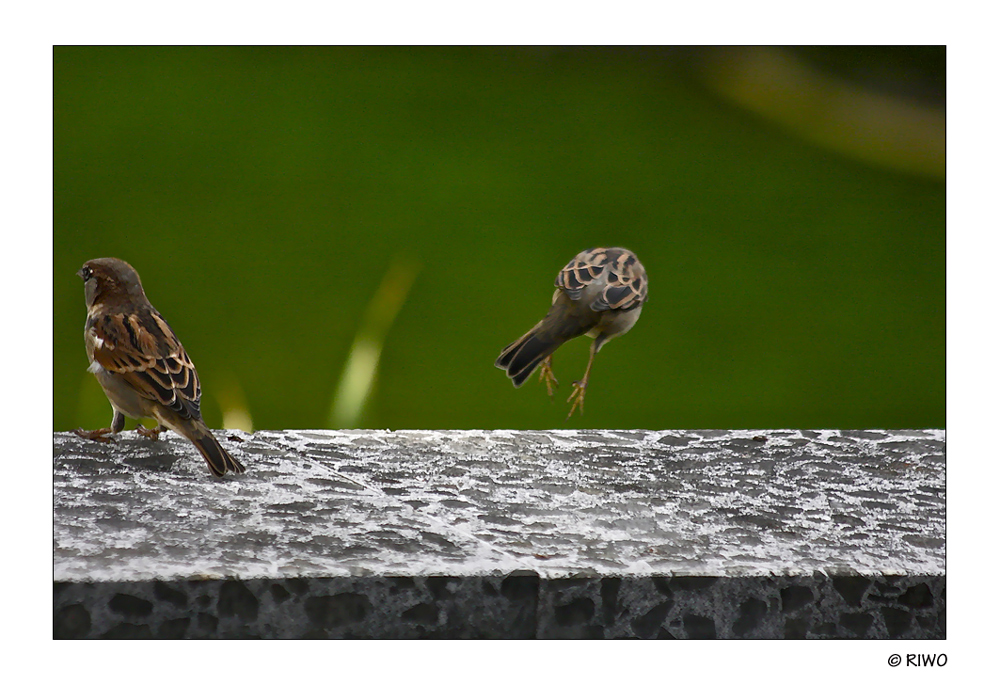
73, 258, 246, 477
495, 247, 648, 418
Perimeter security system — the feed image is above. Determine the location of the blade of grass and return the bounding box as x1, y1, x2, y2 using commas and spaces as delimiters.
217, 374, 254, 433
329, 255, 420, 428
699, 46, 945, 180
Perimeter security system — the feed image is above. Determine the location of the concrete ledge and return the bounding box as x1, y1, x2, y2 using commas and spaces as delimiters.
53, 429, 945, 638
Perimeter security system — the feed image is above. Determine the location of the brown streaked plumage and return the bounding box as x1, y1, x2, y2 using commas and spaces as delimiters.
495, 247, 648, 418
73, 258, 246, 477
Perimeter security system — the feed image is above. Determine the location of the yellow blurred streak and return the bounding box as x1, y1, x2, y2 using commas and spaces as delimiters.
700, 47, 945, 180
329, 255, 420, 428
216, 375, 254, 432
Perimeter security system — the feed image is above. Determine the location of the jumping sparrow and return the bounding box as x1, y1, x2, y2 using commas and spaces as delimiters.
495, 247, 648, 418
73, 258, 246, 477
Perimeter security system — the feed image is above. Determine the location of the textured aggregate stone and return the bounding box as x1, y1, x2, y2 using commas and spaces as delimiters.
53, 429, 944, 638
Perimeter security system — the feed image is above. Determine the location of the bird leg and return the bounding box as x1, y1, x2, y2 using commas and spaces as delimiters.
75, 408, 126, 443
136, 424, 167, 440
537, 355, 559, 396
566, 341, 598, 419
73, 427, 115, 443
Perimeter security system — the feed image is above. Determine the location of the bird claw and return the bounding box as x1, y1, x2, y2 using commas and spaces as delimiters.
538, 357, 559, 397
566, 380, 587, 419
74, 427, 115, 443
136, 425, 166, 440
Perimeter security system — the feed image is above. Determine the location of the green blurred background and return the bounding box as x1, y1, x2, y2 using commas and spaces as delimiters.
53, 46, 945, 431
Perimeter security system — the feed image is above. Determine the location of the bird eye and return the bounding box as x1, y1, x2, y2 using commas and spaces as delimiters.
80, 266, 92, 281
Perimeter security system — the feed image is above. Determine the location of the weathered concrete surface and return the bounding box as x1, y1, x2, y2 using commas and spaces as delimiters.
53, 429, 945, 638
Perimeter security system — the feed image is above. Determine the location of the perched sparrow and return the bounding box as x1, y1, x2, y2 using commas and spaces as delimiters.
73, 258, 246, 477
495, 247, 648, 418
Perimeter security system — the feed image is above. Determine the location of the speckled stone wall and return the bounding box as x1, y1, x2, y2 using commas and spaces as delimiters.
53, 429, 945, 638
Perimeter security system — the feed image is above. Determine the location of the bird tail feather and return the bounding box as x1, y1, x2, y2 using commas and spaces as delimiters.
190, 428, 246, 477
495, 327, 564, 387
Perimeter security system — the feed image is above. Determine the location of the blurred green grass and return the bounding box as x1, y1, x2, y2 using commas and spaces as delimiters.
54, 46, 944, 430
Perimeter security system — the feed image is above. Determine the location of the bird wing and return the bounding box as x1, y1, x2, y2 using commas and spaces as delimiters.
557, 248, 648, 312
592, 249, 647, 312
555, 248, 611, 301
88, 307, 202, 421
